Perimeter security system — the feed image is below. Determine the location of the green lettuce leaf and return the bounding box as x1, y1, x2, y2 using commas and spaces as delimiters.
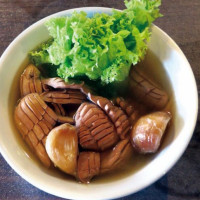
30, 0, 162, 84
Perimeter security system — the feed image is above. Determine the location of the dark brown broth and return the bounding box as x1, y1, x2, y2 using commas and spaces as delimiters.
9, 49, 174, 183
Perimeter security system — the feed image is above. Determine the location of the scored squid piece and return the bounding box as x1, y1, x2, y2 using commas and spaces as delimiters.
45, 123, 78, 176
56, 115, 75, 124
77, 152, 100, 183
51, 103, 66, 116
20, 64, 42, 97
40, 90, 86, 104
131, 111, 171, 153
129, 66, 169, 110
75, 102, 119, 151
14, 93, 58, 167
88, 94, 131, 139
42, 77, 92, 95
100, 139, 133, 174
42, 77, 84, 90
115, 97, 146, 125
51, 103, 75, 124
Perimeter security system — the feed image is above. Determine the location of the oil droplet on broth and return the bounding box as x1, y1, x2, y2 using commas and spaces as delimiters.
10, 50, 175, 183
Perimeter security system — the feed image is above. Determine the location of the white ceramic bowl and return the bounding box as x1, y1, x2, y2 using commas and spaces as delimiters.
0, 7, 198, 200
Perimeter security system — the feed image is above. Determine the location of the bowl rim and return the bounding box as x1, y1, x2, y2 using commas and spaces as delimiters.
0, 7, 198, 200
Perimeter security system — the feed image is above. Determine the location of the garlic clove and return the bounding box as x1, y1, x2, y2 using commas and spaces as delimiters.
131, 111, 171, 153
45, 123, 78, 176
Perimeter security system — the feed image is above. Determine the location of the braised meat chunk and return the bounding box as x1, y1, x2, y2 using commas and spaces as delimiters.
115, 97, 145, 125
75, 103, 119, 151
40, 89, 86, 104
20, 64, 42, 97
129, 66, 169, 110
100, 139, 133, 174
42, 77, 84, 90
14, 93, 57, 167
77, 152, 100, 183
51, 103, 74, 124
88, 94, 131, 139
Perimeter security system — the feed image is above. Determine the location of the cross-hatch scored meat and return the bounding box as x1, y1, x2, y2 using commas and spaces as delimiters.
77, 152, 100, 183
42, 77, 84, 90
41, 77, 92, 96
14, 93, 57, 167
88, 94, 131, 139
51, 103, 75, 124
20, 65, 88, 104
100, 139, 133, 174
40, 89, 86, 104
75, 103, 119, 151
115, 97, 141, 125
129, 67, 169, 109
20, 64, 42, 97
51, 103, 66, 116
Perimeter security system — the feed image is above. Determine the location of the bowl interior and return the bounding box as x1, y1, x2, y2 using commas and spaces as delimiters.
0, 7, 198, 200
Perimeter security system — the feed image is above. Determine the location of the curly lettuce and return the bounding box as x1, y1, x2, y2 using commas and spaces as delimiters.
30, 0, 162, 84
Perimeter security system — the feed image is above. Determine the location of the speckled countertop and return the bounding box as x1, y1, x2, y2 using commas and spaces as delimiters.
0, 0, 199, 199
